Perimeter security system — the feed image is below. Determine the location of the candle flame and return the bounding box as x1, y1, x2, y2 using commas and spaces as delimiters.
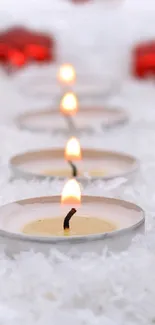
58, 64, 76, 84
60, 92, 78, 115
61, 179, 81, 205
65, 137, 82, 161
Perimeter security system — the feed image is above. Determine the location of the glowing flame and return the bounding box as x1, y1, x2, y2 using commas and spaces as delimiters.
60, 92, 78, 115
65, 137, 82, 161
61, 179, 81, 205
58, 64, 76, 84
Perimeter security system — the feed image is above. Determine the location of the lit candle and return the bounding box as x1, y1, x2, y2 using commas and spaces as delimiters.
17, 107, 129, 135
58, 64, 76, 86
41, 137, 82, 178
22, 179, 116, 237
60, 92, 78, 134
61, 178, 81, 236
60, 92, 78, 115
65, 137, 82, 177
10, 145, 139, 180
0, 185, 144, 255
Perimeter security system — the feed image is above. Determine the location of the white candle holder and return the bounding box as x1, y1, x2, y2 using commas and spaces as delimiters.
15, 69, 120, 103
16, 107, 129, 135
10, 148, 139, 182
0, 196, 145, 256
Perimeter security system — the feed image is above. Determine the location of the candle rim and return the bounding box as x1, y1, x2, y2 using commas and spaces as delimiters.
0, 195, 145, 243
10, 148, 140, 182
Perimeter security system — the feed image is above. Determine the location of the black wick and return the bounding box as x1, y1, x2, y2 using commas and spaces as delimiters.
68, 161, 78, 177
63, 208, 77, 230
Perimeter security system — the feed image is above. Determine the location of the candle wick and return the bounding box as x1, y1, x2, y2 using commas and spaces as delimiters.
68, 161, 78, 177
63, 208, 77, 230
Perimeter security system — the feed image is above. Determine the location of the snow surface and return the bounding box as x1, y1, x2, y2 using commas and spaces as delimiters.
0, 0, 155, 324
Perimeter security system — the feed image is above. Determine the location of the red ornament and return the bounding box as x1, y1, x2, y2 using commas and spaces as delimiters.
31, 31, 52, 48
133, 41, 155, 79
8, 49, 27, 67
0, 26, 56, 71
0, 43, 8, 62
25, 44, 51, 61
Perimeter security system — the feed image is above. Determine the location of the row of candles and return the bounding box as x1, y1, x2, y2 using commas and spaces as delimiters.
18, 64, 85, 236
60, 137, 81, 235
14, 63, 115, 237
4, 63, 144, 250
55, 64, 83, 235
19, 64, 138, 240
31, 64, 110, 237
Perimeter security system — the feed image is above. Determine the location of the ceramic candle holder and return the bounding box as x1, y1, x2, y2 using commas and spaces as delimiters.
16, 107, 128, 135
0, 196, 145, 256
10, 149, 139, 181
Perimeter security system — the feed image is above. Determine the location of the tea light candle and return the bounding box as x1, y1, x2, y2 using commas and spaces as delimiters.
16, 107, 129, 135
43, 137, 104, 178
23, 179, 116, 237
24, 180, 113, 237
10, 147, 139, 181
0, 186, 144, 255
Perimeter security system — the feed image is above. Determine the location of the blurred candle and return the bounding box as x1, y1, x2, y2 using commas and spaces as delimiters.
60, 92, 78, 115
58, 64, 76, 85
65, 137, 82, 161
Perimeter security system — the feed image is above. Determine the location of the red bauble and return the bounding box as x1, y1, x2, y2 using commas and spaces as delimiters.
0, 43, 8, 62
0, 26, 56, 71
25, 44, 51, 61
1, 27, 29, 49
8, 49, 27, 67
133, 42, 155, 78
